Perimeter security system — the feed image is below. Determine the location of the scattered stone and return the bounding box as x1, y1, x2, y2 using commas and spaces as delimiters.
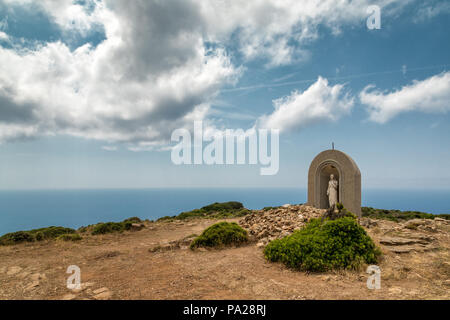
321, 275, 331, 282
388, 287, 402, 295
72, 282, 95, 293
62, 293, 77, 300
30, 273, 46, 281
6, 266, 22, 276
256, 242, 265, 249
403, 219, 429, 230
380, 237, 424, 246
93, 288, 112, 300
149, 235, 197, 252
360, 218, 378, 228
131, 223, 145, 231
17, 271, 31, 279
81, 282, 95, 290
380, 232, 438, 253
24, 280, 40, 291
239, 205, 326, 242
93, 287, 109, 295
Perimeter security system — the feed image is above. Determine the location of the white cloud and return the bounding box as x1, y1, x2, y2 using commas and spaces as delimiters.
360, 71, 450, 123
0, 31, 7, 41
0, 0, 415, 147
101, 145, 117, 151
0, 0, 239, 147
414, 1, 450, 23
257, 77, 354, 132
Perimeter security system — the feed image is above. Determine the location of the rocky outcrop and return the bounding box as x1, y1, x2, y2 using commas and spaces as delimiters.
238, 204, 326, 246
148, 235, 197, 252
376, 218, 447, 254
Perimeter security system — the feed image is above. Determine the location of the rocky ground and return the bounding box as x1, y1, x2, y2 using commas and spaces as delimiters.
0, 205, 449, 300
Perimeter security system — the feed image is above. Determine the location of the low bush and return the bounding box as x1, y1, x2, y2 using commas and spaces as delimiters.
123, 217, 142, 224
0, 226, 77, 245
362, 207, 449, 222
91, 221, 132, 235
158, 202, 251, 221
264, 216, 381, 272
190, 222, 248, 249
57, 234, 82, 242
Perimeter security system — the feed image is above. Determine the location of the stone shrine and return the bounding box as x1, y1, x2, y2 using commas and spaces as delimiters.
307, 149, 361, 217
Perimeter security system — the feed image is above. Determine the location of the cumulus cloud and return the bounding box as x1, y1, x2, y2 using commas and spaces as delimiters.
413, 1, 450, 23
0, 0, 239, 147
257, 77, 354, 132
0, 0, 413, 147
360, 71, 450, 123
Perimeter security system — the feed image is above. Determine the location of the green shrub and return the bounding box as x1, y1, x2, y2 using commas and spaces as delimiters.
123, 217, 142, 224
29, 226, 77, 239
0, 231, 34, 245
190, 222, 248, 249
264, 217, 381, 272
0, 226, 77, 245
157, 202, 251, 221
201, 201, 244, 212
91, 221, 132, 235
362, 207, 449, 222
57, 234, 82, 242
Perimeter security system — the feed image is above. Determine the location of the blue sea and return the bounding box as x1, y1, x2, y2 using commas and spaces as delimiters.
0, 188, 449, 235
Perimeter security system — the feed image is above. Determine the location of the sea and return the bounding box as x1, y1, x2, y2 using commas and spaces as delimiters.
0, 188, 449, 235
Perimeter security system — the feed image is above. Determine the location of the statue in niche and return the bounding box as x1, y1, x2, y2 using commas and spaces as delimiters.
327, 174, 338, 209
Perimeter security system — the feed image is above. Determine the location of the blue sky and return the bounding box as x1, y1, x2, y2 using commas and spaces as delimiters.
0, 0, 449, 190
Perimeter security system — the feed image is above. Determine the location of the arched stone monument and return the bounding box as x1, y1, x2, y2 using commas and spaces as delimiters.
307, 149, 361, 217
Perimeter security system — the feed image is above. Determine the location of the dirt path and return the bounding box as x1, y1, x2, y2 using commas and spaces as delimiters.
0, 218, 449, 300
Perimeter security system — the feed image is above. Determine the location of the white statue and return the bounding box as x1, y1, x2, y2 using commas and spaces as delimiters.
327, 174, 338, 208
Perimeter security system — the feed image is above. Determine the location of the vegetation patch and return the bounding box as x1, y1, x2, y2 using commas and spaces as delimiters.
362, 207, 449, 222
158, 202, 251, 221
91, 221, 132, 235
190, 222, 248, 249
57, 234, 82, 242
264, 216, 381, 272
123, 217, 142, 224
0, 226, 77, 245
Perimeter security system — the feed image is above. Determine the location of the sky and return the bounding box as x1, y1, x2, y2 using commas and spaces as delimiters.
0, 0, 449, 190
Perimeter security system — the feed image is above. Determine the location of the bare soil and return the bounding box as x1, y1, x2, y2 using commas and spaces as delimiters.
0, 217, 449, 300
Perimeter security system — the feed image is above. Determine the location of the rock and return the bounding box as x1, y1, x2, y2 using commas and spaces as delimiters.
62, 293, 77, 300
131, 223, 145, 231
403, 219, 432, 230
6, 266, 22, 276
94, 291, 112, 300
93, 287, 109, 295
239, 205, 325, 242
360, 218, 378, 228
388, 287, 402, 295
256, 242, 265, 248
380, 237, 431, 246
17, 271, 31, 279
24, 280, 40, 291
72, 282, 95, 293
30, 273, 46, 281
